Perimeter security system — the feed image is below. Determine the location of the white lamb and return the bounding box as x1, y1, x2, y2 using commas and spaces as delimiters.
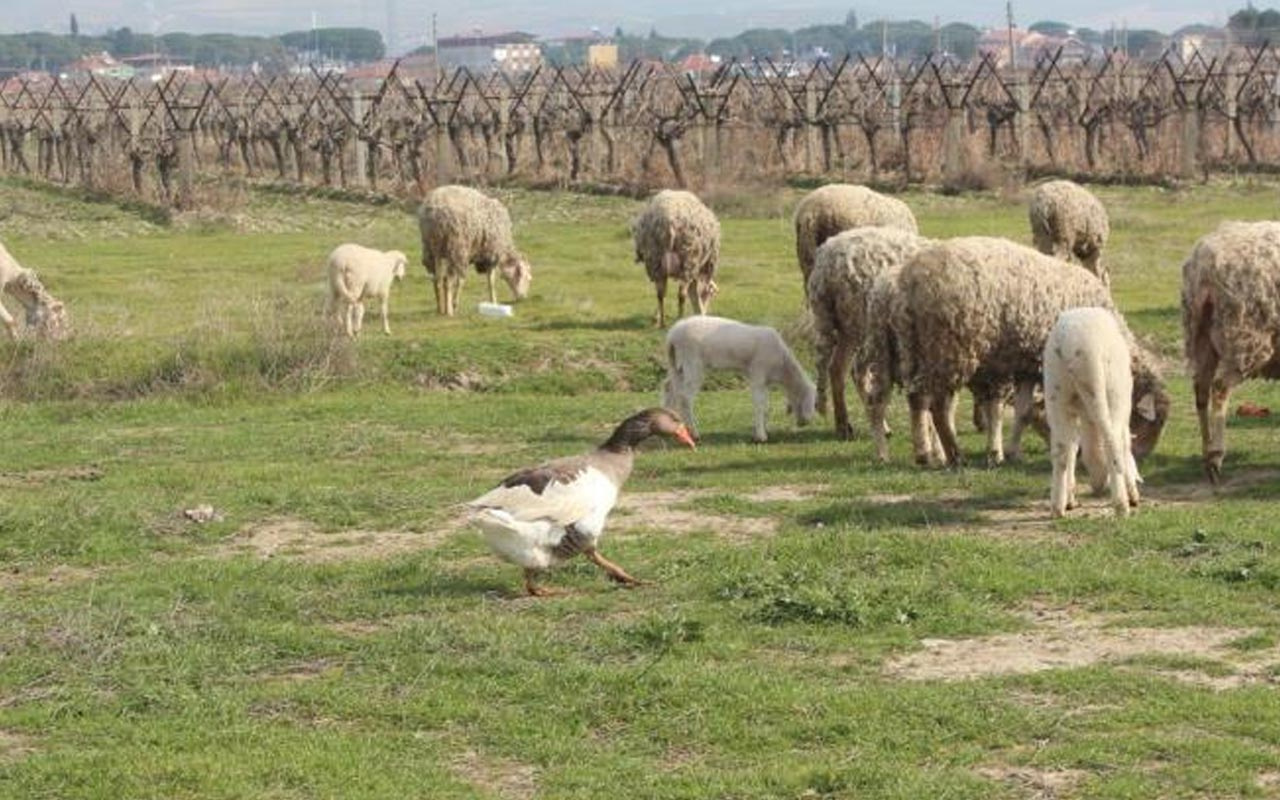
1043, 307, 1147, 518
325, 243, 407, 337
662, 315, 817, 443
0, 240, 67, 340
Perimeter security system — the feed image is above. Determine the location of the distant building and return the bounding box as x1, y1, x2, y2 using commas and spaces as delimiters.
436, 31, 541, 73
679, 53, 719, 74
120, 53, 194, 82
62, 51, 135, 80
978, 28, 1097, 67
587, 43, 619, 70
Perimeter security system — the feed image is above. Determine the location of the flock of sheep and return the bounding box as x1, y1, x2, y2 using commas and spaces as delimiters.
314, 177, 1278, 518
3, 177, 1277, 517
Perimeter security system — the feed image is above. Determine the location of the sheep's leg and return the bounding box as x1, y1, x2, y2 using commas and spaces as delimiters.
654, 278, 667, 328
586, 549, 642, 587
677, 283, 687, 320
828, 337, 855, 440
433, 275, 447, 315
750, 379, 770, 443
1120, 418, 1141, 509
1006, 382, 1040, 462
1100, 420, 1132, 516
1049, 414, 1082, 518
981, 395, 1005, 466
689, 280, 707, 315
931, 392, 963, 467
380, 294, 391, 335
487, 270, 498, 304
1193, 350, 1227, 483
1205, 376, 1234, 485
908, 392, 941, 466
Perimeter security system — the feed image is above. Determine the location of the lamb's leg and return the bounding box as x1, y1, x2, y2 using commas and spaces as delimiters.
343, 303, 356, 338
586, 549, 642, 586
828, 337, 855, 440
380, 294, 391, 335
1049, 414, 1081, 517
750, 378, 770, 443
353, 302, 366, 336
0, 303, 17, 339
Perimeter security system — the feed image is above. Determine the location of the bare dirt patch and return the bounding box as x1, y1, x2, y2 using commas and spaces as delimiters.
255, 659, 341, 684
974, 765, 1089, 799
745, 484, 827, 503
886, 607, 1253, 682
0, 730, 36, 762
218, 518, 448, 563
611, 490, 777, 542
0, 465, 104, 486
0, 564, 100, 591
452, 749, 538, 800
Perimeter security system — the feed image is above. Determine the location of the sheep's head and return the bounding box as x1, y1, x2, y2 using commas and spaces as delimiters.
29, 299, 69, 340
8, 270, 68, 340
787, 381, 819, 428
388, 251, 408, 282
1130, 386, 1169, 461
500, 253, 532, 300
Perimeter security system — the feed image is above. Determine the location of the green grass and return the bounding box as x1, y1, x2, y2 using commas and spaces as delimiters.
3, 178, 1280, 798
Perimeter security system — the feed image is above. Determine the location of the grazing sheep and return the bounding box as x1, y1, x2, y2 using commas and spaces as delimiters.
1043, 307, 1144, 518
794, 184, 918, 292
0, 240, 67, 340
806, 226, 931, 439
325, 243, 407, 337
417, 185, 532, 316
1182, 220, 1280, 482
1029, 179, 1111, 285
632, 190, 720, 328
894, 237, 1168, 467
661, 315, 817, 443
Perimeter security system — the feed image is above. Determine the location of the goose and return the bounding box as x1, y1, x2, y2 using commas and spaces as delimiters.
467, 407, 696, 596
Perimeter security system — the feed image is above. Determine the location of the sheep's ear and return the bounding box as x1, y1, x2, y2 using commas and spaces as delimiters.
1135, 393, 1158, 422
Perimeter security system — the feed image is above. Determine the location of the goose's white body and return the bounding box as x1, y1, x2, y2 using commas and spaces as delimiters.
468, 465, 621, 569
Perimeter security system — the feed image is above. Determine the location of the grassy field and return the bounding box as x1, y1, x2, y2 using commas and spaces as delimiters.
3, 176, 1280, 799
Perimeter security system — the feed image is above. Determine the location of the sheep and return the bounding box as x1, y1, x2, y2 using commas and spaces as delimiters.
1043, 307, 1144, 518
661, 315, 817, 443
806, 226, 931, 440
1028, 179, 1111, 285
632, 190, 720, 328
417, 185, 532, 316
325, 243, 407, 337
893, 237, 1168, 467
0, 240, 67, 340
1182, 220, 1280, 483
793, 184, 918, 292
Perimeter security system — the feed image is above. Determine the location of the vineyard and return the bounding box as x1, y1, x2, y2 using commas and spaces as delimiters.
3, 45, 1280, 204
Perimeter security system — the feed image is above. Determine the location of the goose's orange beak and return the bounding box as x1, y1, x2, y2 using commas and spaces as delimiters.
673, 425, 697, 450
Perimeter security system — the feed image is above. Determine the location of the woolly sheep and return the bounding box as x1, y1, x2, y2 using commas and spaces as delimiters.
632, 190, 720, 328
1182, 220, 1280, 482
325, 243, 407, 337
1043, 307, 1146, 518
418, 185, 532, 316
893, 237, 1168, 467
1029, 179, 1111, 285
661, 315, 817, 443
0, 240, 67, 340
794, 184, 918, 292
806, 226, 931, 441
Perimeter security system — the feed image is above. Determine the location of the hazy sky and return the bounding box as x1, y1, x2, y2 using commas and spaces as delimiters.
2, 0, 1238, 54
